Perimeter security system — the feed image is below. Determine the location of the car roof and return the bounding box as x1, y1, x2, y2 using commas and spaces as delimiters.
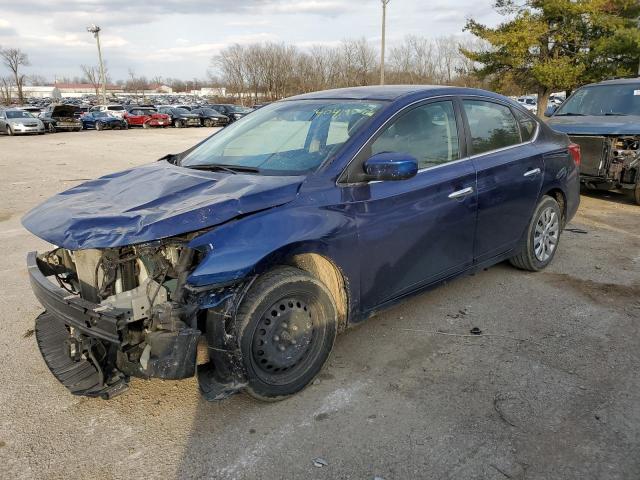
284, 85, 505, 102
582, 77, 640, 87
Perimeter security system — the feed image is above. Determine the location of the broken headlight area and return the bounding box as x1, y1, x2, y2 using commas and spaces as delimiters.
30, 239, 249, 399
572, 135, 640, 189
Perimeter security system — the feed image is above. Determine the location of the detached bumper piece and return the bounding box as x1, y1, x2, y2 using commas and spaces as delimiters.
35, 312, 128, 399
28, 251, 201, 399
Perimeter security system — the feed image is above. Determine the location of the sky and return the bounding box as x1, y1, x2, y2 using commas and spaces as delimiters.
0, 0, 502, 82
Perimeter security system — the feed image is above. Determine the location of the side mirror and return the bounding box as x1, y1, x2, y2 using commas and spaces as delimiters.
364, 152, 418, 181
544, 105, 557, 117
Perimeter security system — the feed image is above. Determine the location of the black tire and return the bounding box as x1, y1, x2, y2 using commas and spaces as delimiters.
509, 196, 562, 271
174, 119, 183, 128
142, 121, 150, 129
7, 125, 14, 136
48, 124, 56, 133
203, 118, 213, 127
237, 266, 337, 401
96, 121, 103, 131
633, 181, 640, 206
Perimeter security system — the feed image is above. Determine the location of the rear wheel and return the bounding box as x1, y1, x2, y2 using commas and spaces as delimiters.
48, 123, 56, 133
237, 266, 337, 401
174, 119, 183, 128
95, 121, 104, 131
632, 181, 640, 206
509, 196, 562, 271
203, 118, 213, 127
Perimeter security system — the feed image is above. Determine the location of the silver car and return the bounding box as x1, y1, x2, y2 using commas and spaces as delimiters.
0, 109, 45, 135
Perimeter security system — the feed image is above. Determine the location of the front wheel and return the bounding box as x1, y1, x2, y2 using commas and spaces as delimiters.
7, 125, 14, 136
174, 120, 183, 128
95, 121, 103, 131
236, 266, 337, 401
632, 181, 640, 206
48, 124, 56, 133
509, 196, 562, 271
142, 121, 150, 129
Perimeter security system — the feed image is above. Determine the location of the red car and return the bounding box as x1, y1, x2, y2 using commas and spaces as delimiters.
124, 107, 171, 128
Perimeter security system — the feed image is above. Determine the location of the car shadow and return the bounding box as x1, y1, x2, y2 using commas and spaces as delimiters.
581, 187, 636, 206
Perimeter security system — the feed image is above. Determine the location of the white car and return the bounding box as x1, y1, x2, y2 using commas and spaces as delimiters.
89, 104, 127, 119
517, 97, 538, 114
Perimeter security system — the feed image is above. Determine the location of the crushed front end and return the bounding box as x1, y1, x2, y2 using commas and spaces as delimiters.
28, 240, 249, 400
570, 135, 640, 191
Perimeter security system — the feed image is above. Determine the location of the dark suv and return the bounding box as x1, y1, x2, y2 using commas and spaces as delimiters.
547, 78, 640, 204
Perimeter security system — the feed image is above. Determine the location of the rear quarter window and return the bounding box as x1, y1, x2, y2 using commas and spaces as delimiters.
513, 108, 537, 142
463, 100, 521, 155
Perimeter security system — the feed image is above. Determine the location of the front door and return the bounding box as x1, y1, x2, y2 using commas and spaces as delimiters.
345, 100, 478, 311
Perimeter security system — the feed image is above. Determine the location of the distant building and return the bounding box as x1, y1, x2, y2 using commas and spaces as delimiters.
15, 85, 61, 100
53, 83, 124, 98
192, 87, 227, 97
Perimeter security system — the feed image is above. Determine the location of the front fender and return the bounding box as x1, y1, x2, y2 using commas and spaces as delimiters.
186, 205, 355, 287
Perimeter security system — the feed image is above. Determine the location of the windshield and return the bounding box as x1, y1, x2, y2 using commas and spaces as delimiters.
93, 112, 111, 118
6, 110, 33, 119
555, 84, 640, 116
180, 100, 384, 174
173, 108, 190, 114
228, 105, 253, 114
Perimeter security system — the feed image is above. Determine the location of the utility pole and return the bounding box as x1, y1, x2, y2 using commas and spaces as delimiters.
380, 0, 391, 85
87, 24, 107, 104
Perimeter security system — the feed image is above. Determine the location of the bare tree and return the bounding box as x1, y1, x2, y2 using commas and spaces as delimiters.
27, 74, 48, 86
0, 76, 13, 105
81, 65, 101, 96
125, 69, 149, 102
0, 47, 30, 104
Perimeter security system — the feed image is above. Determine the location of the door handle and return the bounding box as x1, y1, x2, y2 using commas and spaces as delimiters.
524, 168, 541, 177
448, 186, 474, 200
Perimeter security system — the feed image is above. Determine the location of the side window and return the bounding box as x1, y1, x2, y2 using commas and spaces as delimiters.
370, 101, 460, 169
512, 108, 537, 142
462, 100, 521, 155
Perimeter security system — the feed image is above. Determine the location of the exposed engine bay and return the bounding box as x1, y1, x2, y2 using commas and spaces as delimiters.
33, 239, 249, 399
570, 135, 640, 190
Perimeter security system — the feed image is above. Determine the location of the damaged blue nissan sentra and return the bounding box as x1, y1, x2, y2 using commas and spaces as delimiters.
23, 86, 580, 401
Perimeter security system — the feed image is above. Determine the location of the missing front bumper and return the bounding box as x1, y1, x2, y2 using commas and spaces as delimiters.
28, 251, 202, 398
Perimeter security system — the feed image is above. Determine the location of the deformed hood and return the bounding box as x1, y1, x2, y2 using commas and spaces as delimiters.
22, 160, 303, 250
51, 104, 80, 118
548, 115, 640, 136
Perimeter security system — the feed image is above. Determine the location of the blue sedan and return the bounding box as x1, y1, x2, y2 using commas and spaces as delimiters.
81, 111, 128, 131
23, 86, 580, 402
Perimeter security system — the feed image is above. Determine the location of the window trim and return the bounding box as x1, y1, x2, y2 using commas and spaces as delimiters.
338, 95, 467, 185
458, 96, 539, 160
338, 94, 540, 186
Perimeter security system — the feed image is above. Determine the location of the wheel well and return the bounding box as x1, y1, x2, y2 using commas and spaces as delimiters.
286, 253, 349, 332
545, 188, 566, 227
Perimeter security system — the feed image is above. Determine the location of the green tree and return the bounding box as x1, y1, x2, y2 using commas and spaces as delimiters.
462, 0, 640, 116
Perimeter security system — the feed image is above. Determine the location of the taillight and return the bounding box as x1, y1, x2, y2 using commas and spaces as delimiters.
568, 143, 581, 166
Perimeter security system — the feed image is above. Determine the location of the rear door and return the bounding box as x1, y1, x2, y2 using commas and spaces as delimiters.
345, 99, 478, 310
461, 98, 544, 262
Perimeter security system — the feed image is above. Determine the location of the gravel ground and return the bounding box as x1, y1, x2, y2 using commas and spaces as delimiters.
0, 128, 639, 480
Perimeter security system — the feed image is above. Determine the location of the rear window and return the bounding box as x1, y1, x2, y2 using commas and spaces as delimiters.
107, 106, 124, 111
513, 109, 538, 142
462, 100, 521, 155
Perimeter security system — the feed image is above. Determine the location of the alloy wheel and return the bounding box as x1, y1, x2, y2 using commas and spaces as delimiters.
533, 206, 559, 262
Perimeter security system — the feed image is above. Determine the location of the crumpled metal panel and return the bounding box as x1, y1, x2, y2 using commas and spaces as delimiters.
22, 161, 303, 250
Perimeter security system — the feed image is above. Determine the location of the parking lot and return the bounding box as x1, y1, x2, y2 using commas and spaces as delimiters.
0, 128, 639, 479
